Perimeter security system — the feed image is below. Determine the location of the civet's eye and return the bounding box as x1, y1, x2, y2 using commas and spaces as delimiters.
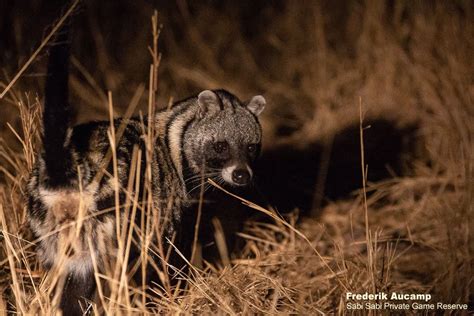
247, 144, 257, 153
213, 141, 228, 153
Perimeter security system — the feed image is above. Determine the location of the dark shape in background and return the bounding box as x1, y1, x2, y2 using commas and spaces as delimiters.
256, 118, 419, 215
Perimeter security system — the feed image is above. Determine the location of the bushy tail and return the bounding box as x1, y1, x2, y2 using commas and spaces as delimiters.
43, 19, 74, 187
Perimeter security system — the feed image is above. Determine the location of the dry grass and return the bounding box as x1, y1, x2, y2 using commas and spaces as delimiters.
0, 1, 472, 314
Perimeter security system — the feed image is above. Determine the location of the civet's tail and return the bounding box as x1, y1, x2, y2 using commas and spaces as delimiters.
42, 18, 74, 188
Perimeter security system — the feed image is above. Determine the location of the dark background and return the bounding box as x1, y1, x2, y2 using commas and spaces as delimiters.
0, 2, 472, 312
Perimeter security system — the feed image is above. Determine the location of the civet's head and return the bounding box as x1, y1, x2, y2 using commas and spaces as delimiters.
183, 89, 266, 188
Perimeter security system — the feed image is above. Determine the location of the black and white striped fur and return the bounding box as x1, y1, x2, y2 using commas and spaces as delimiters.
26, 19, 266, 315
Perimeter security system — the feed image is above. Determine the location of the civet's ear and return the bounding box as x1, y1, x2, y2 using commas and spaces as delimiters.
246, 95, 266, 116
197, 90, 220, 118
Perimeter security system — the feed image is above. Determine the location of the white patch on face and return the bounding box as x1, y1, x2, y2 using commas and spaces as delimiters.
222, 165, 237, 184
221, 164, 253, 185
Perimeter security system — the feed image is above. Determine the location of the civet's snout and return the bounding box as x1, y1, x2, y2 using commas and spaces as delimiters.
222, 164, 253, 187
232, 168, 251, 185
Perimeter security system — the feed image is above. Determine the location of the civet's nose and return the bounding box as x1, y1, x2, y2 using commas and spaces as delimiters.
232, 168, 251, 185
